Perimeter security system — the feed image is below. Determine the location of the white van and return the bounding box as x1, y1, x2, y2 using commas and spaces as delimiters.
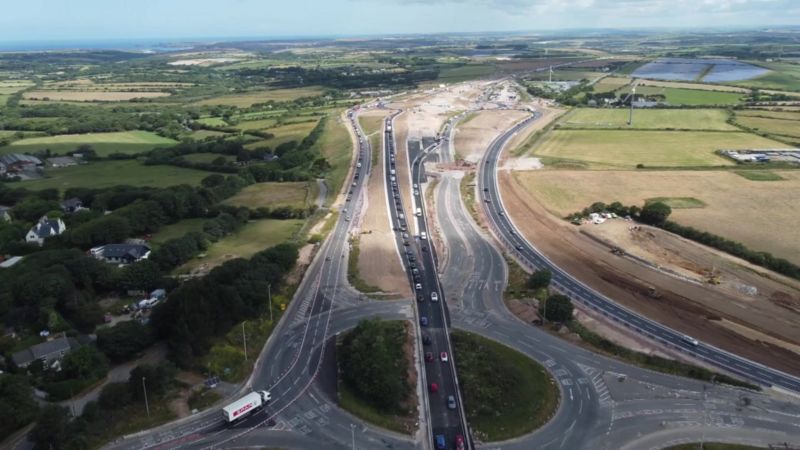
420, 231, 427, 240
416, 208, 422, 217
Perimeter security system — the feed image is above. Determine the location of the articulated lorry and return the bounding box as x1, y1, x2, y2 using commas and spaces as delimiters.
221, 390, 271, 423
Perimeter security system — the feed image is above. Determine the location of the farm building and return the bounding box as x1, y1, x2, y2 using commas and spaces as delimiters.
0, 153, 43, 172
47, 156, 79, 168
61, 197, 85, 213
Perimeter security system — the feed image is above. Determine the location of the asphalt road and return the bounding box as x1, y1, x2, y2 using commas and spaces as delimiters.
476, 112, 800, 394
382, 111, 471, 450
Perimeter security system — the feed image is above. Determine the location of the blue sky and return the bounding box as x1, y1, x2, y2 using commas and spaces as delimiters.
0, 0, 797, 42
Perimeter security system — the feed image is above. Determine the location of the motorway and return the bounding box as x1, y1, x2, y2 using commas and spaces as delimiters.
96, 96, 800, 450
382, 111, 471, 450
477, 111, 800, 395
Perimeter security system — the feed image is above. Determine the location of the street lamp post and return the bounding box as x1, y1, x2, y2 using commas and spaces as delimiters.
268, 283, 273, 323
350, 423, 356, 450
142, 376, 150, 418
242, 321, 248, 361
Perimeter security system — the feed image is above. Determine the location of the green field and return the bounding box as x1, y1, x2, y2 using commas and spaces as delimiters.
19, 160, 211, 191
734, 170, 786, 181
2, 131, 177, 156
734, 114, 800, 139
196, 117, 228, 127
195, 86, 326, 107
189, 129, 229, 140
619, 85, 744, 105
149, 218, 205, 246
559, 108, 736, 130
242, 120, 320, 149
645, 197, 706, 209
236, 118, 279, 130
177, 219, 303, 273
452, 330, 558, 441
532, 130, 783, 169
223, 181, 317, 209
732, 61, 800, 91
438, 64, 496, 83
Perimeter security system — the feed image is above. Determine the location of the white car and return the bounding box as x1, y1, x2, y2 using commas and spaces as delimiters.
430, 292, 439, 302
415, 283, 422, 290
414, 190, 419, 196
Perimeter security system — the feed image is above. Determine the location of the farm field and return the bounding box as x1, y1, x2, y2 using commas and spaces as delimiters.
513, 169, 800, 264
196, 117, 228, 127
19, 160, 211, 191
188, 129, 229, 140
23, 90, 171, 102
195, 86, 326, 107
592, 77, 631, 93
223, 181, 317, 209
558, 108, 736, 130
438, 64, 496, 83
733, 114, 800, 139
2, 130, 177, 156
636, 79, 749, 93
530, 130, 784, 169
236, 118, 279, 130
732, 62, 800, 91
149, 218, 205, 246
243, 120, 320, 149
618, 85, 744, 105
176, 219, 303, 273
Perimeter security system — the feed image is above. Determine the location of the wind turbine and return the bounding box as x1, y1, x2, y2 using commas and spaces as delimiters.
620, 79, 640, 126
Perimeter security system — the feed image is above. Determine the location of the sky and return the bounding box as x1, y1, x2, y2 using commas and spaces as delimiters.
0, 0, 797, 43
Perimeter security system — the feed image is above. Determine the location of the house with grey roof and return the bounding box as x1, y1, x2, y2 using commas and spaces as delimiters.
11, 336, 80, 368
61, 197, 84, 213
0, 205, 11, 222
26, 216, 66, 246
90, 243, 151, 264
0, 153, 43, 172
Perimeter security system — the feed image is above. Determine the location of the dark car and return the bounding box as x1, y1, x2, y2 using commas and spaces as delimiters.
455, 435, 465, 450
417, 295, 424, 302
420, 316, 428, 327
425, 352, 433, 362
422, 335, 432, 345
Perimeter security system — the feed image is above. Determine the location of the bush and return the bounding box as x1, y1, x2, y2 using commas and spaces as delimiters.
640, 201, 672, 226
527, 269, 552, 290
97, 321, 155, 362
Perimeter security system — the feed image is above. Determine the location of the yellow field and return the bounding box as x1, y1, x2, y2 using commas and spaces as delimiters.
637, 79, 750, 93
195, 87, 326, 107
734, 115, 800, 138
532, 130, 784, 169
514, 170, 800, 263
23, 90, 171, 102
559, 108, 737, 130
592, 77, 630, 93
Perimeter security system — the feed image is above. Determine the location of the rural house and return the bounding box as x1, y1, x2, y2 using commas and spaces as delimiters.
26, 216, 66, 245
0, 205, 11, 222
61, 197, 84, 213
90, 243, 151, 264
11, 336, 81, 368
47, 156, 79, 168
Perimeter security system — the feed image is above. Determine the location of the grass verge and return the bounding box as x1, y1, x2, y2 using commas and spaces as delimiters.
566, 321, 760, 390
452, 330, 558, 442
347, 237, 384, 293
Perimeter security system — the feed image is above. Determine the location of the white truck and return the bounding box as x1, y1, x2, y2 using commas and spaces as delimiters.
221, 390, 271, 423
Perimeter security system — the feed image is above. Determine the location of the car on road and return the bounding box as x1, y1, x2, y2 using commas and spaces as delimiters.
429, 383, 438, 393
414, 189, 419, 196
483, 187, 489, 192
422, 335, 432, 345
515, 245, 523, 250
430, 292, 439, 302
425, 352, 433, 362
345, 216, 351, 222
420, 316, 428, 326
325, 256, 331, 261
409, 256, 416, 262
440, 351, 448, 362
435, 434, 446, 450
417, 294, 424, 302
447, 395, 456, 410
403, 240, 410, 246
413, 183, 418, 189
421, 246, 428, 252
455, 435, 465, 450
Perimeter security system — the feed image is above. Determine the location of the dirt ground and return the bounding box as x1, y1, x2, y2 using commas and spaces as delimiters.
454, 110, 530, 163
356, 110, 411, 295
498, 170, 800, 376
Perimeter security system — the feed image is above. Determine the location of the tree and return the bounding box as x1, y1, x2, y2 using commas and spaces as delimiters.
98, 382, 132, 410
640, 201, 672, 226
527, 269, 552, 290
129, 363, 177, 400
540, 294, 574, 323
97, 321, 155, 362
30, 404, 69, 450
0, 374, 39, 438
118, 260, 163, 292
61, 345, 108, 381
